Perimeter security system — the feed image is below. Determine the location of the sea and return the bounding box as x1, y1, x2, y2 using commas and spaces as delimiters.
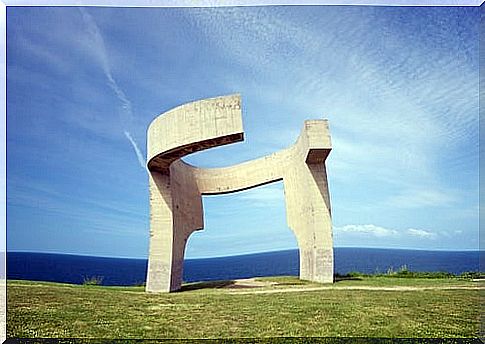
6, 248, 482, 286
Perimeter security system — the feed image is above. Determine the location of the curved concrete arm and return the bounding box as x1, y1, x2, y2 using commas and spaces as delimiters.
175, 120, 331, 195
147, 94, 244, 171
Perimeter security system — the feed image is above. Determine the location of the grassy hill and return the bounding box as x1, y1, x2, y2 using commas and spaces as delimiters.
7, 276, 482, 339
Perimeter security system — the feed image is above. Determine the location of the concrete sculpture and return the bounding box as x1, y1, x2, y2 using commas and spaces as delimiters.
146, 94, 333, 292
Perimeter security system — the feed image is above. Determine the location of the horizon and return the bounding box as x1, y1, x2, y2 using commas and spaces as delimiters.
6, 6, 480, 259
7, 245, 484, 261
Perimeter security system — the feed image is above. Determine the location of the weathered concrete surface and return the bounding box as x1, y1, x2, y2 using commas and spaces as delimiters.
146, 94, 333, 292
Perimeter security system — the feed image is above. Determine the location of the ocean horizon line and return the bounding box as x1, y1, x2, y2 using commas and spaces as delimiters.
6, 246, 483, 261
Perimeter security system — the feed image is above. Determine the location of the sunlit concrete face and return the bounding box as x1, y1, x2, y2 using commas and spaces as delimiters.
146, 94, 333, 292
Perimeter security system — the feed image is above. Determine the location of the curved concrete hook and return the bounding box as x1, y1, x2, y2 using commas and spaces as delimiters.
146, 94, 333, 292
147, 94, 244, 172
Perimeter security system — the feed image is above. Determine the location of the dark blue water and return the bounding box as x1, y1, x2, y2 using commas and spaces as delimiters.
6, 248, 482, 286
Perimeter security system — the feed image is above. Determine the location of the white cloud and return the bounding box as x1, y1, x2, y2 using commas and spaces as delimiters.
7, 7, 478, 254
335, 224, 439, 240
189, 7, 478, 205
407, 228, 436, 239
13, 34, 72, 74
80, 8, 146, 172
79, 8, 130, 116
124, 131, 147, 170
334, 224, 398, 237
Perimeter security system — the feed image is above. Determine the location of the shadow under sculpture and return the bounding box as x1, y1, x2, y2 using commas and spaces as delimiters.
145, 94, 333, 293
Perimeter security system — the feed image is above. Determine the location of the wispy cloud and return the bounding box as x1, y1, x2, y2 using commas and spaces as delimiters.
79, 8, 146, 170
334, 224, 398, 238
388, 189, 457, 209
7, 180, 148, 237
407, 228, 436, 239
335, 224, 439, 240
7, 7, 478, 255
189, 7, 478, 196
8, 178, 148, 221
13, 34, 72, 75
124, 131, 148, 171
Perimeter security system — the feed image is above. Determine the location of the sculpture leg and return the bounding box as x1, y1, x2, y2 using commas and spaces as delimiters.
145, 171, 177, 292
299, 241, 333, 283
303, 162, 333, 283
285, 162, 334, 283
167, 231, 189, 291
146, 164, 204, 293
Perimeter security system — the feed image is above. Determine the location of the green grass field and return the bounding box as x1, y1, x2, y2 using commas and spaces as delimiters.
7, 276, 482, 339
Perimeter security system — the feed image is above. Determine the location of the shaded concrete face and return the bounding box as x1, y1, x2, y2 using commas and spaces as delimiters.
146, 94, 333, 292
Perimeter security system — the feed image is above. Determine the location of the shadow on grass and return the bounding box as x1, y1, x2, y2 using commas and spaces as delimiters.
334, 274, 363, 282
178, 280, 236, 292
179, 276, 363, 291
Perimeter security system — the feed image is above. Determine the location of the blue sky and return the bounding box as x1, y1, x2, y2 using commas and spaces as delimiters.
6, 5, 480, 258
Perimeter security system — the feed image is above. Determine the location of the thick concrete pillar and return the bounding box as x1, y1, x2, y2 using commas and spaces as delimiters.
146, 171, 174, 292
146, 165, 203, 292
284, 160, 333, 283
